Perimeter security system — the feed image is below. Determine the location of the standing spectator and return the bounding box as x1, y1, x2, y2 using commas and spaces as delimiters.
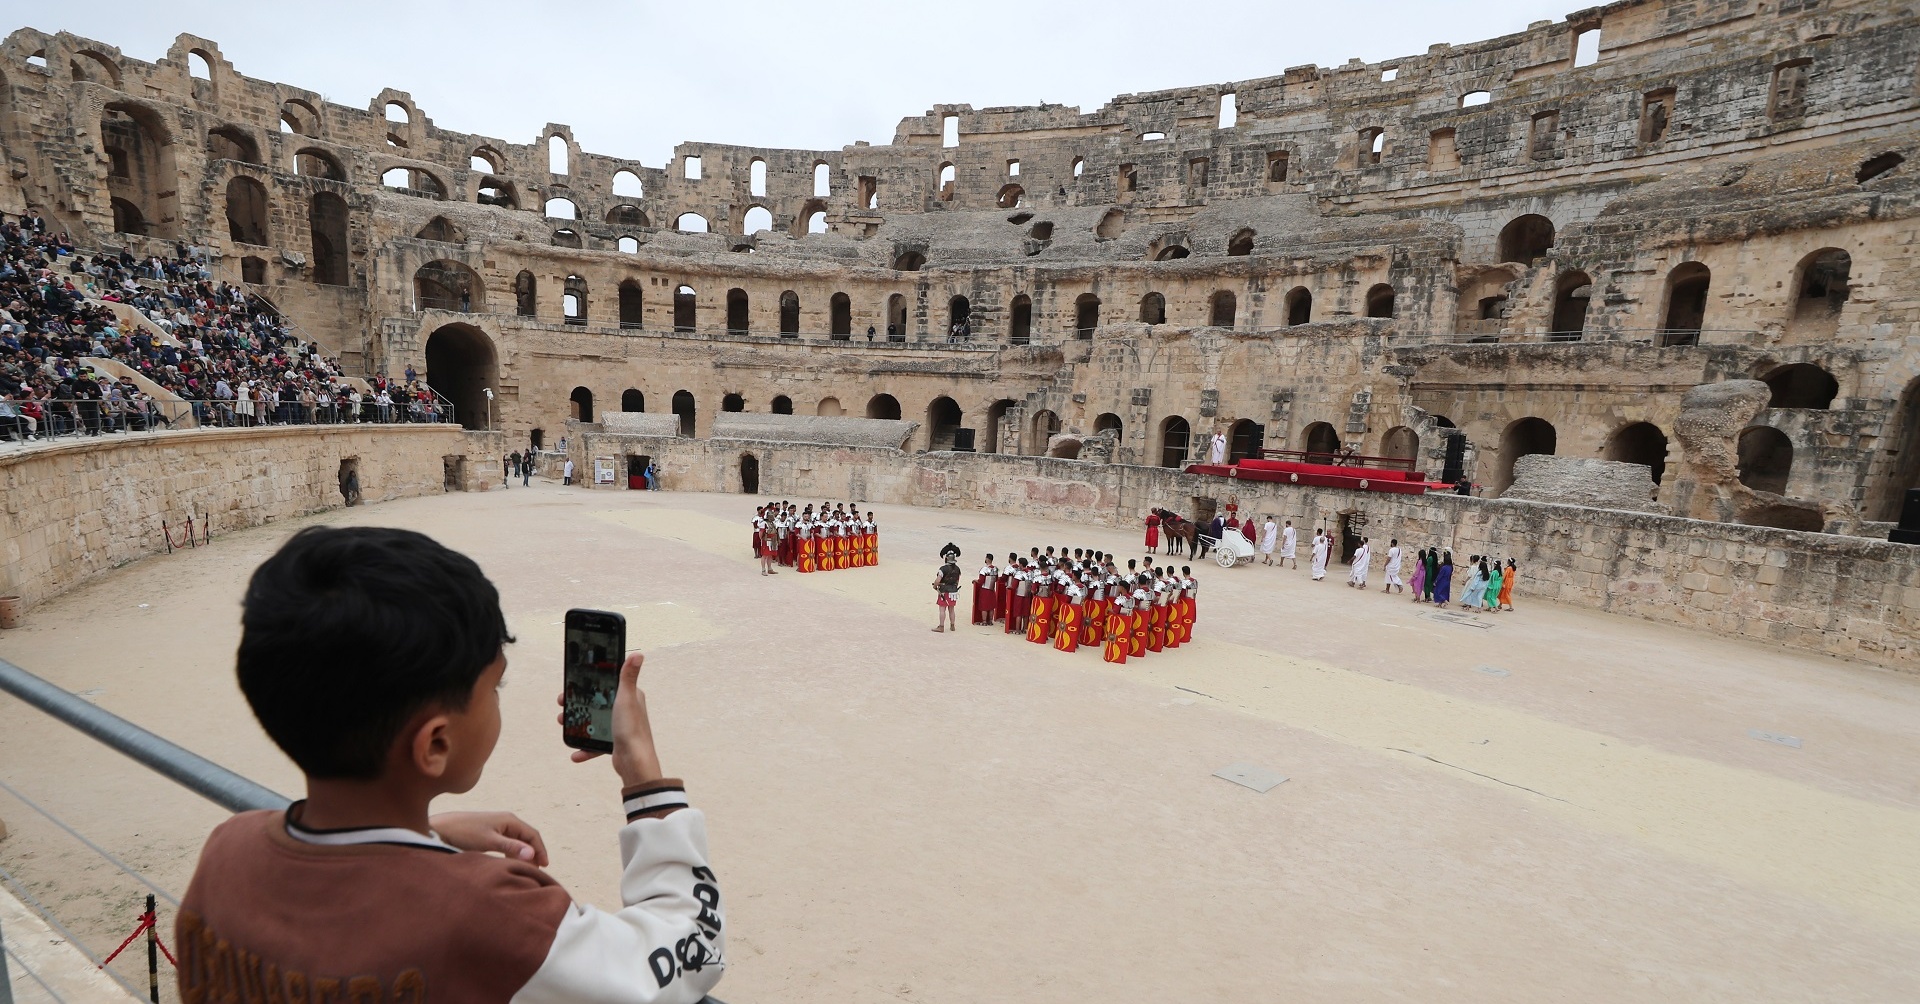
866, 325, 876, 343
403, 362, 417, 384
563, 456, 575, 486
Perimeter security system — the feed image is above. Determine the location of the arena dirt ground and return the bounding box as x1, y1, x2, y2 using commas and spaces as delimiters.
2, 480, 1918, 1003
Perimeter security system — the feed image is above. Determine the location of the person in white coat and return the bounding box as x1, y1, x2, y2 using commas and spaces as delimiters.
1259, 517, 1278, 566
1208, 431, 1228, 465
1310, 530, 1330, 581
1347, 538, 1371, 588
1382, 538, 1404, 593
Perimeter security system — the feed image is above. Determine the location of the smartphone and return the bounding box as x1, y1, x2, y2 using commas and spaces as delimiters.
562, 608, 626, 754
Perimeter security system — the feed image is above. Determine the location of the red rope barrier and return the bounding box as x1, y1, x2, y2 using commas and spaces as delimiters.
99, 910, 153, 967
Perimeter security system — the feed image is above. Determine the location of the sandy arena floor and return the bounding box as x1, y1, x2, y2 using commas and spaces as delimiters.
2, 480, 1918, 1003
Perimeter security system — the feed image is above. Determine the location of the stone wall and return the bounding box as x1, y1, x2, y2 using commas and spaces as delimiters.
0, 425, 495, 612
577, 435, 1920, 670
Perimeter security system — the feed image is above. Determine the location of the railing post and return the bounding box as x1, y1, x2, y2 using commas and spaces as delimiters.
146, 892, 159, 1003
0, 908, 14, 1004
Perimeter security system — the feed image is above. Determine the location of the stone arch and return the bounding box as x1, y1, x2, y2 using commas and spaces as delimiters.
831, 292, 853, 337
1763, 364, 1838, 409
1075, 293, 1101, 338
1302, 421, 1340, 461
771, 395, 793, 415
1365, 283, 1395, 319
1736, 427, 1793, 495
984, 399, 1017, 454
207, 125, 261, 165
1159, 415, 1192, 468
281, 100, 320, 137
1551, 270, 1592, 339
294, 146, 345, 181
726, 288, 749, 334
1604, 421, 1669, 484
309, 192, 349, 285
893, 250, 926, 271
1009, 295, 1032, 343
1792, 248, 1851, 319
867, 394, 902, 420
817, 397, 844, 417
569, 386, 595, 422
743, 205, 773, 235
927, 396, 963, 451
1227, 228, 1256, 256
1380, 426, 1419, 466
722, 393, 745, 413
413, 260, 483, 312
1209, 290, 1237, 327
606, 204, 649, 227
224, 175, 268, 245
1093, 412, 1122, 440
740, 453, 760, 495
1140, 292, 1166, 325
1494, 417, 1557, 496
1661, 262, 1711, 346
1285, 286, 1312, 326
515, 271, 537, 317
1871, 376, 1920, 520
415, 215, 461, 242
101, 100, 178, 237
948, 295, 971, 334
1497, 214, 1555, 264
1226, 419, 1261, 462
996, 183, 1025, 209
674, 285, 697, 331
563, 275, 589, 324
778, 290, 800, 335
673, 390, 697, 436
71, 49, 122, 88
423, 323, 497, 431
110, 197, 146, 235
621, 389, 645, 412
618, 280, 643, 328
1030, 409, 1062, 455
886, 294, 908, 338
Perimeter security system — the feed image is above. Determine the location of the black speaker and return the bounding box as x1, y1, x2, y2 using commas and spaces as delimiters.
1441, 433, 1468, 484
1893, 488, 1920, 544
952, 428, 976, 452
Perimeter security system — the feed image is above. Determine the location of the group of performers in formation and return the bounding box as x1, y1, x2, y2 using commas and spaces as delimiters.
945, 544, 1199, 664
751, 502, 880, 575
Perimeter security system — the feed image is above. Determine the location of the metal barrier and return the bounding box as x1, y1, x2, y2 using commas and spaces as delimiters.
1, 395, 454, 447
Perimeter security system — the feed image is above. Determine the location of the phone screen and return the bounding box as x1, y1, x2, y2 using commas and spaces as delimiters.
562, 609, 626, 754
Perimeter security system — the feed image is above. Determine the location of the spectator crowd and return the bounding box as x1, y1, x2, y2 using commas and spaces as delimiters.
0, 213, 448, 443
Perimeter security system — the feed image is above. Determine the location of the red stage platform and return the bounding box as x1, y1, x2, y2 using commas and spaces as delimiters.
1185, 454, 1452, 495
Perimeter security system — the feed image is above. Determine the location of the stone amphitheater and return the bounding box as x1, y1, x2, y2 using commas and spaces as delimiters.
3, 0, 1919, 668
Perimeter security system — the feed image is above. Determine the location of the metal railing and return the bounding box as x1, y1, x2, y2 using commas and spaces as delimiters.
1428, 326, 1758, 346
0, 395, 455, 446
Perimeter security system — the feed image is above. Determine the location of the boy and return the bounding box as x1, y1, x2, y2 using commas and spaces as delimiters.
177, 526, 724, 1003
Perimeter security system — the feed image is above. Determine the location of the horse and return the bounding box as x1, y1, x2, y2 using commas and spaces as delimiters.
1152, 508, 1196, 557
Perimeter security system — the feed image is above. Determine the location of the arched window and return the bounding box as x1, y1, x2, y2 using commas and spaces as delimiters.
470, 148, 501, 173
1153, 244, 1190, 261
544, 197, 577, 220
224, 176, 268, 245
1094, 413, 1123, 438
949, 296, 971, 335
674, 285, 697, 332
1075, 294, 1100, 339
1380, 426, 1418, 466
675, 213, 709, 233
569, 386, 594, 422
997, 184, 1024, 209
548, 135, 569, 175
608, 169, 642, 198
1227, 229, 1255, 256
893, 251, 925, 271
1209, 291, 1236, 328
1140, 292, 1166, 325
415, 216, 460, 243
1763, 364, 1838, 409
1227, 420, 1261, 463
1010, 295, 1032, 344
1365, 283, 1395, 319
742, 206, 773, 235
1494, 418, 1557, 496
813, 162, 831, 197
982, 400, 1015, 453
779, 291, 800, 335
1793, 248, 1851, 319
563, 275, 588, 325
622, 389, 645, 412
1551, 271, 1591, 340
1605, 422, 1669, 484
817, 397, 844, 417
672, 390, 696, 436
937, 163, 955, 201
207, 126, 261, 165
618, 236, 640, 254
1072, 157, 1085, 178
294, 147, 345, 181
1302, 422, 1341, 462
726, 288, 749, 334
477, 178, 517, 208
926, 397, 963, 451
866, 394, 901, 420
515, 271, 537, 317
1737, 427, 1793, 494
722, 393, 745, 413
1030, 409, 1062, 455
413, 260, 482, 312
619, 280, 644, 329
886, 294, 908, 340
771, 395, 793, 415
281, 100, 318, 137
1159, 416, 1191, 468
550, 228, 582, 248
1661, 262, 1711, 346
746, 159, 766, 197
831, 293, 852, 337
1497, 214, 1555, 263
1285, 287, 1312, 326
309, 193, 349, 286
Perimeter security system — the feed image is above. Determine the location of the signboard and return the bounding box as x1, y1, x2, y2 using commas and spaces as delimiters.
593, 457, 617, 485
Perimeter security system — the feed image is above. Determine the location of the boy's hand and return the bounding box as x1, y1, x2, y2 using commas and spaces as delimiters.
554, 652, 663, 788
429, 811, 549, 866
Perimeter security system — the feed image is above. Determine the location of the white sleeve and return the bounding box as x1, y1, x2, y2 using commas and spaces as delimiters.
511, 795, 724, 1004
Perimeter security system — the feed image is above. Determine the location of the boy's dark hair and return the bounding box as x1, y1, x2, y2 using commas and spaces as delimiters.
237, 526, 513, 780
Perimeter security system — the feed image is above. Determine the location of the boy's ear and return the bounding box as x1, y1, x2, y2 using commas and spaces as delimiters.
408, 711, 457, 779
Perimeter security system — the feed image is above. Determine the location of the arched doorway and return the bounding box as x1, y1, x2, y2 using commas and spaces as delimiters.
1551, 271, 1591, 340
867, 394, 901, 420
886, 293, 908, 339
1140, 292, 1166, 325
779, 290, 800, 335
948, 296, 971, 336
1094, 412, 1122, 440
1381, 426, 1418, 467
1605, 422, 1669, 484
817, 397, 844, 417
927, 396, 962, 450
1661, 263, 1711, 346
1494, 417, 1557, 495
1009, 295, 1032, 344
225, 176, 268, 245
1736, 427, 1793, 494
1074, 294, 1100, 339
1210, 291, 1237, 327
619, 281, 644, 328
1030, 409, 1062, 454
1285, 287, 1312, 326
831, 293, 852, 337
1302, 421, 1340, 463
1497, 214, 1555, 263
621, 389, 644, 412
414, 260, 482, 313
985, 399, 1016, 453
1364, 284, 1395, 319
309, 193, 349, 285
1227, 419, 1261, 462
1793, 248, 1851, 320
726, 288, 749, 334
1160, 416, 1191, 468
722, 393, 745, 413
569, 386, 594, 422
1763, 364, 1838, 409
423, 324, 497, 431
1874, 377, 1920, 520
672, 390, 696, 436
772, 395, 793, 415
674, 286, 697, 332
740, 454, 760, 494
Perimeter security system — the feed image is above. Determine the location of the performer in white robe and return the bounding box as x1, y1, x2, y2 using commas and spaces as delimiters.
1208, 431, 1228, 465
1382, 539, 1404, 593
1310, 531, 1330, 581
1280, 521, 1298, 569
1259, 518, 1278, 565
1348, 539, 1371, 588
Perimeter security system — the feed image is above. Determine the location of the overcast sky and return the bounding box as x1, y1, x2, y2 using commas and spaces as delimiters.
26, 1, 1572, 165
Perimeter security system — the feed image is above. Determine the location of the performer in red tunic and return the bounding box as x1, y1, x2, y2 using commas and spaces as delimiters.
1144, 512, 1161, 555
972, 556, 998, 626
1146, 580, 1167, 654
1178, 566, 1197, 644
1027, 576, 1054, 645
796, 510, 816, 573
1007, 561, 1031, 635
1128, 576, 1150, 658
995, 562, 1013, 625
1103, 589, 1131, 664
1053, 578, 1082, 653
